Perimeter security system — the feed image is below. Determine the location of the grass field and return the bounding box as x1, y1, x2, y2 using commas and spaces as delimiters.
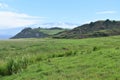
0, 36, 120, 80
39, 29, 65, 35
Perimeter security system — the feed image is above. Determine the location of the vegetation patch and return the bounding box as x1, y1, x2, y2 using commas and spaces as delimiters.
0, 35, 120, 80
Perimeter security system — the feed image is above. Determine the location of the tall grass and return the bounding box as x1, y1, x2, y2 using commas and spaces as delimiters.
0, 57, 29, 75
0, 50, 78, 76
0, 36, 120, 80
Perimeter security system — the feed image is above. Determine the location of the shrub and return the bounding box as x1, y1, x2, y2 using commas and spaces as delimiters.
93, 46, 98, 51
0, 57, 30, 76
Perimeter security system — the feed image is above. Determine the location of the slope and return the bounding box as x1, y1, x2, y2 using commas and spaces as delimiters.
54, 19, 120, 38
11, 27, 66, 39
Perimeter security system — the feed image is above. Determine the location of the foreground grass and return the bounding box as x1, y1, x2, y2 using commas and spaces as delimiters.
0, 36, 120, 80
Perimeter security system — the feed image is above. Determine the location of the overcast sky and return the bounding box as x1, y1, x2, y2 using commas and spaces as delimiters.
0, 0, 119, 29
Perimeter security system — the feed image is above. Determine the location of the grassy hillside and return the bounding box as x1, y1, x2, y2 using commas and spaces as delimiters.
54, 19, 120, 39
38, 28, 65, 35
0, 36, 120, 80
11, 27, 67, 39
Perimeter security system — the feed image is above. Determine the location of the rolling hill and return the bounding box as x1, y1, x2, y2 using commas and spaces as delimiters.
54, 19, 120, 38
11, 27, 67, 39
11, 19, 120, 39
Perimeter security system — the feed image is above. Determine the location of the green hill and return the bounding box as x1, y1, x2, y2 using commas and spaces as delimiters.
0, 35, 120, 80
36, 27, 66, 35
54, 19, 120, 38
11, 27, 49, 39
11, 27, 66, 39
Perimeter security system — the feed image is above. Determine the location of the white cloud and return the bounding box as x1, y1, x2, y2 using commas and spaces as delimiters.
0, 3, 43, 29
33, 22, 78, 29
0, 3, 8, 9
0, 11, 42, 29
96, 11, 117, 14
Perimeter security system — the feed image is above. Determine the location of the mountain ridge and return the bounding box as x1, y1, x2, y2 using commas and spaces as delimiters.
11, 27, 67, 39
11, 19, 120, 39
53, 19, 120, 38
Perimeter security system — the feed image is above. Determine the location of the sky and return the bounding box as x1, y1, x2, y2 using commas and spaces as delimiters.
0, 0, 119, 30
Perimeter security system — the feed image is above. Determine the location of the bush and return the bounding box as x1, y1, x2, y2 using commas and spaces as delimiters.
0, 57, 29, 76
93, 46, 99, 51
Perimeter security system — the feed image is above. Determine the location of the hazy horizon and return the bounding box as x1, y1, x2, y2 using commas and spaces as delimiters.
0, 0, 119, 38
